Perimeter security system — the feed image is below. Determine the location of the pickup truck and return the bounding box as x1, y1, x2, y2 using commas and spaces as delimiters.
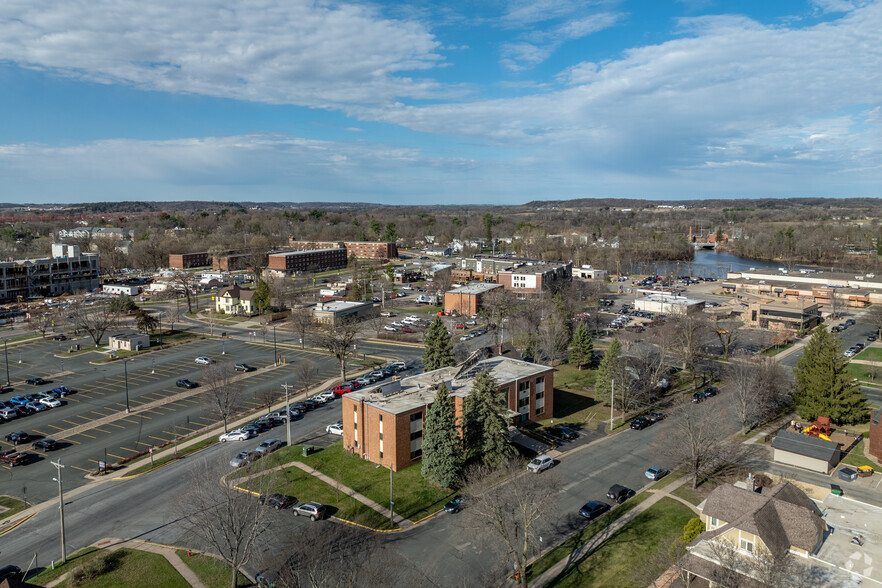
0, 449, 30, 467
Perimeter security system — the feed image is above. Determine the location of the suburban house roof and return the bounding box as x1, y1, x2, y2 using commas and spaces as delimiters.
219, 285, 255, 301
771, 430, 839, 462
698, 482, 825, 559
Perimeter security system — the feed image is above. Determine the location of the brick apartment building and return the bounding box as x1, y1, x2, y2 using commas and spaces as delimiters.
212, 252, 267, 272
0, 244, 100, 303
497, 262, 572, 295
443, 282, 503, 315
267, 248, 348, 273
288, 239, 398, 260
168, 252, 210, 269
342, 355, 553, 471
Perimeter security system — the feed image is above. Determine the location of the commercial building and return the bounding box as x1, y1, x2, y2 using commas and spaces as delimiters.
108, 332, 150, 351
741, 301, 822, 331
634, 293, 705, 315
288, 239, 398, 260
267, 248, 348, 273
497, 262, 572, 295
311, 300, 377, 326
444, 282, 503, 315
572, 265, 608, 280
0, 244, 100, 303
342, 355, 553, 470
215, 285, 257, 316
102, 283, 140, 296
168, 252, 210, 269
722, 269, 882, 306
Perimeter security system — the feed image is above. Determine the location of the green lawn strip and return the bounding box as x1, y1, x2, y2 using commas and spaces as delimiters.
550, 498, 696, 588
649, 469, 686, 491
761, 342, 795, 356
855, 347, 882, 362
258, 442, 455, 522
386, 305, 443, 315
525, 493, 649, 581
175, 551, 250, 588
537, 364, 606, 427
123, 437, 217, 476
241, 461, 393, 529
847, 363, 882, 383
66, 548, 187, 588
840, 439, 879, 469
0, 495, 29, 521
27, 547, 100, 585
670, 480, 718, 506
1, 333, 45, 345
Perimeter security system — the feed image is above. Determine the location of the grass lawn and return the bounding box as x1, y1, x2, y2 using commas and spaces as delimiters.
28, 547, 101, 586
526, 493, 649, 581
671, 479, 719, 506
537, 364, 615, 429
761, 342, 795, 356
386, 305, 443, 315
840, 439, 879, 469
550, 498, 696, 588
257, 442, 456, 523
0, 495, 29, 521
649, 469, 685, 491
847, 363, 882, 383
175, 551, 250, 588
121, 437, 217, 477
855, 347, 882, 362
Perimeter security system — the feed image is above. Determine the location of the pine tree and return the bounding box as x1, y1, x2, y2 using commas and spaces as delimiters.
254, 280, 272, 313
423, 316, 454, 371
421, 383, 462, 488
463, 372, 515, 467
794, 326, 869, 424
568, 321, 594, 370
595, 338, 626, 405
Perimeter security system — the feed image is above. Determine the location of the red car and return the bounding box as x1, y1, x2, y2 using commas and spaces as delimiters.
454, 323, 465, 329
333, 382, 358, 395
402, 327, 415, 333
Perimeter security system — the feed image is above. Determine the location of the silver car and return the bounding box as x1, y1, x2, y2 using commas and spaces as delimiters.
255, 438, 283, 456
230, 450, 259, 468
526, 455, 554, 473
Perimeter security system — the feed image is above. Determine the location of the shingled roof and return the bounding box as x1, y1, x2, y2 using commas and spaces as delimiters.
771, 430, 839, 462
698, 482, 825, 559
218, 285, 255, 301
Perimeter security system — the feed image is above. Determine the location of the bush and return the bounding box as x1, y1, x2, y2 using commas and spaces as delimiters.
681, 517, 705, 544
70, 552, 121, 586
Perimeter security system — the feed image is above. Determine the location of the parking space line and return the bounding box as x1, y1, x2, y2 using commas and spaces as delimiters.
92, 427, 112, 434
59, 438, 80, 444
45, 424, 64, 431
78, 432, 96, 439
107, 452, 126, 460
103, 422, 126, 429
70, 465, 91, 472
118, 447, 139, 453
134, 441, 152, 447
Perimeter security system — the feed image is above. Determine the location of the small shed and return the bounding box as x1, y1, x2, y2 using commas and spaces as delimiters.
771, 430, 840, 474
108, 332, 150, 352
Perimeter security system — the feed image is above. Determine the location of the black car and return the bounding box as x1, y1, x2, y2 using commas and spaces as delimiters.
5, 431, 29, 444
0, 565, 22, 582
13, 405, 34, 417
259, 493, 295, 509
443, 497, 463, 513
703, 386, 718, 398
32, 438, 59, 452
257, 416, 285, 427
25, 377, 46, 386
547, 426, 577, 440
607, 484, 635, 504
868, 334, 878, 342
176, 379, 198, 389
579, 501, 611, 521
235, 363, 255, 372
53, 334, 67, 341
243, 420, 272, 433
845, 319, 856, 326
301, 399, 320, 411
630, 416, 651, 430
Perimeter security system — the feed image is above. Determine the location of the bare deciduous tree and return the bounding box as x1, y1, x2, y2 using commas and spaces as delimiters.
867, 304, 882, 339
482, 288, 518, 353
711, 318, 742, 358
201, 361, 243, 433
288, 307, 314, 348
69, 301, 117, 346
310, 318, 360, 380
730, 352, 791, 434
666, 313, 712, 389
463, 460, 560, 587
172, 270, 198, 314
255, 388, 277, 415
294, 359, 319, 393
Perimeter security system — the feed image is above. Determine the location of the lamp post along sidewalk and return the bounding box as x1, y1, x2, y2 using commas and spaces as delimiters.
51, 459, 67, 563
281, 382, 295, 448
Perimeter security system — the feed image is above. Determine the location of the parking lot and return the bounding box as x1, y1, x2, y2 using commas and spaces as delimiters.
0, 337, 347, 501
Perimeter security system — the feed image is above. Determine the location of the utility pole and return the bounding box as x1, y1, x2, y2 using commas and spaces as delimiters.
273, 326, 278, 366
50, 460, 67, 563
281, 382, 295, 448
123, 359, 131, 413
609, 379, 615, 432
376, 463, 394, 528
4, 339, 9, 386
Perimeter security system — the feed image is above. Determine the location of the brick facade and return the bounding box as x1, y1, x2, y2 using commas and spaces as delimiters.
267, 248, 348, 272
870, 410, 882, 461
288, 239, 398, 260
168, 252, 210, 269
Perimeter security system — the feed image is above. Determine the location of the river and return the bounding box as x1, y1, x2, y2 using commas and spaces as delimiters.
625, 250, 814, 279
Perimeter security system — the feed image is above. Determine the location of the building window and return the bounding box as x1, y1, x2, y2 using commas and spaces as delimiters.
739, 538, 754, 553
710, 517, 718, 529
536, 376, 545, 397
379, 450, 383, 459
518, 396, 529, 409
410, 430, 422, 441
410, 448, 422, 459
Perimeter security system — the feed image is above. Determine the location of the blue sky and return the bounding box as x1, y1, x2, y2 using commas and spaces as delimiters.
0, 0, 880, 205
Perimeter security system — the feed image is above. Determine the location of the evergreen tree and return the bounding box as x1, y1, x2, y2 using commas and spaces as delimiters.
254, 280, 272, 313
794, 326, 869, 424
423, 316, 454, 371
462, 372, 515, 467
421, 383, 462, 488
568, 321, 594, 370
595, 338, 627, 405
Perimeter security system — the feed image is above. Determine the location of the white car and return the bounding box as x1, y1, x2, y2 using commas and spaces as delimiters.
384, 325, 398, 332
355, 377, 372, 387
527, 455, 555, 473
326, 422, 344, 435
40, 396, 62, 408
219, 429, 253, 442
314, 390, 336, 403
195, 356, 213, 365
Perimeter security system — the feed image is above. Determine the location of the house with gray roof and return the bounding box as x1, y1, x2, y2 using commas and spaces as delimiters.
771, 430, 840, 473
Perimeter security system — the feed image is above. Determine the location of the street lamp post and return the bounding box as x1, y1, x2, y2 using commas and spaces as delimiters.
123, 359, 131, 413
281, 382, 295, 448
273, 326, 278, 365
376, 464, 394, 528
158, 313, 162, 347
4, 339, 9, 386
50, 459, 67, 563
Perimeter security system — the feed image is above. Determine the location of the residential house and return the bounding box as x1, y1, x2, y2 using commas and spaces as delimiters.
215, 285, 257, 316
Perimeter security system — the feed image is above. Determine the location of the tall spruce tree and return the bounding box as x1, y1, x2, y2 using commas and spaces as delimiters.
794, 326, 869, 424
568, 321, 594, 370
421, 383, 461, 488
595, 338, 627, 403
423, 316, 454, 371
463, 372, 515, 467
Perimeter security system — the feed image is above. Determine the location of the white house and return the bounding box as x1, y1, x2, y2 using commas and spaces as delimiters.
215, 285, 257, 316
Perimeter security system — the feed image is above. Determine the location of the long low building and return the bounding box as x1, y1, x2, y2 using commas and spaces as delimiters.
444, 282, 502, 315
342, 354, 553, 471
311, 300, 377, 325
635, 293, 705, 315
267, 248, 348, 273
0, 244, 100, 303
288, 239, 398, 260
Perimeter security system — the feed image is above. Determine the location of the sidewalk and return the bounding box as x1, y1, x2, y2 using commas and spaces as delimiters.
528, 474, 694, 588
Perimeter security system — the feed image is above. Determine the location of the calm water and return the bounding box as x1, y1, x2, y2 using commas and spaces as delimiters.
626, 249, 810, 278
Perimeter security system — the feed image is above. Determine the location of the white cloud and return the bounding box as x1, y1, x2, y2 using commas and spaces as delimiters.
0, 0, 446, 107
811, 0, 870, 13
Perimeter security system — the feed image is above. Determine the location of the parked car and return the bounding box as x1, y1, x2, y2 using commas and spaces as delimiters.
390, 361, 407, 372
547, 426, 577, 440
25, 377, 46, 386
25, 401, 48, 413
302, 399, 320, 410
607, 484, 635, 504
230, 450, 259, 468
257, 416, 285, 428
9, 396, 30, 405
195, 356, 214, 365
52, 334, 67, 341
648, 412, 666, 422
579, 501, 611, 521
255, 438, 283, 456
645, 466, 669, 481
527, 455, 555, 473
242, 421, 271, 434
292, 502, 326, 521
4, 431, 29, 444
443, 497, 463, 513
176, 379, 198, 389
13, 405, 34, 417
0, 565, 22, 583
32, 438, 59, 452
401, 327, 415, 333
369, 371, 386, 381
355, 376, 372, 387
326, 422, 344, 435
0, 407, 18, 421
235, 363, 255, 372
314, 390, 336, 403
868, 334, 878, 342
259, 493, 295, 509
219, 429, 255, 442
630, 416, 651, 430
333, 383, 355, 396
838, 467, 858, 482
0, 449, 29, 467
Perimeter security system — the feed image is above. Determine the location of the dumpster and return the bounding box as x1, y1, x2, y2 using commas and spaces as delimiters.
857, 465, 874, 478
831, 484, 843, 496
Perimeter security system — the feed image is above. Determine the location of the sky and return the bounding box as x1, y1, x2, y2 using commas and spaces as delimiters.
0, 0, 880, 205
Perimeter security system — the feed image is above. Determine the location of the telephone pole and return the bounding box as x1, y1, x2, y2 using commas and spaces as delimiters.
50, 459, 67, 563
281, 382, 296, 448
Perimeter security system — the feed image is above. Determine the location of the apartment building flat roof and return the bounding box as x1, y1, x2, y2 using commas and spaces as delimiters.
269, 248, 345, 257
447, 282, 502, 295
348, 356, 550, 415
504, 262, 569, 274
